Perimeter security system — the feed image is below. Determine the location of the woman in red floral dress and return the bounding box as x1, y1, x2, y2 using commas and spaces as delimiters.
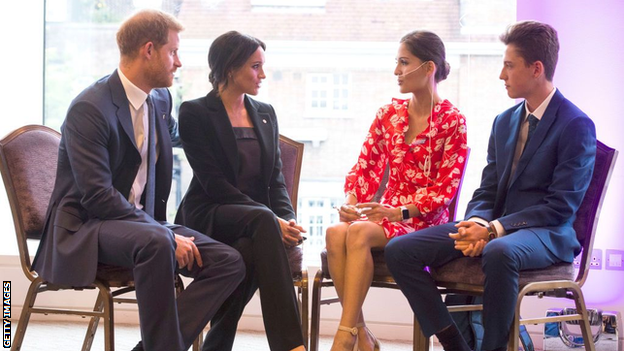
326, 31, 468, 351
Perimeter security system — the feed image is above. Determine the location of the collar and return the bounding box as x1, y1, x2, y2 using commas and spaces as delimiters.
118, 67, 148, 110
524, 87, 557, 121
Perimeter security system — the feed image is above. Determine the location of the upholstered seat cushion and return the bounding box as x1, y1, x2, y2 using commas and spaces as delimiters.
320, 248, 575, 287
429, 257, 576, 286
95, 263, 135, 286
320, 248, 393, 280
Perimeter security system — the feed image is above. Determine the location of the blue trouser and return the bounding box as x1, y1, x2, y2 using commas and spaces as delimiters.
385, 222, 559, 350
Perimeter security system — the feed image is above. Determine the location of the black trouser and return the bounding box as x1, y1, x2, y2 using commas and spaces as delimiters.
202, 204, 304, 351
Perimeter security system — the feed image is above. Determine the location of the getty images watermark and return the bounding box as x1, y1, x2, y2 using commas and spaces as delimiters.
3, 281, 9, 348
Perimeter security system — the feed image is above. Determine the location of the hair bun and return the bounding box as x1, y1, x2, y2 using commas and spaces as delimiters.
441, 61, 451, 81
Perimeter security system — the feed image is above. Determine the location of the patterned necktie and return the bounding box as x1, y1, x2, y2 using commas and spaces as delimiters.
145, 96, 156, 218
523, 114, 539, 152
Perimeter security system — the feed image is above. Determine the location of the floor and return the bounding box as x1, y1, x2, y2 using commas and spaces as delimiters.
9, 321, 426, 351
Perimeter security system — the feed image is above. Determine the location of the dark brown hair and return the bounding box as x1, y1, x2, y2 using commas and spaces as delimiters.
208, 31, 266, 91
500, 21, 559, 81
400, 30, 450, 83
116, 9, 184, 59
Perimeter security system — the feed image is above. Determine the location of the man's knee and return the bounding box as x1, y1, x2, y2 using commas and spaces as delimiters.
214, 242, 244, 268
137, 225, 176, 261
482, 239, 517, 272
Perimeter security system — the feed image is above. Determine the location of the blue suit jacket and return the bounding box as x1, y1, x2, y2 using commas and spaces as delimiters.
465, 90, 596, 262
33, 70, 180, 286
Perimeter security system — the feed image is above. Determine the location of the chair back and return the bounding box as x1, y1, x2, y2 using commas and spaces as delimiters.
279, 134, 304, 214
372, 148, 470, 221
574, 140, 618, 286
278, 134, 305, 277
0, 125, 60, 280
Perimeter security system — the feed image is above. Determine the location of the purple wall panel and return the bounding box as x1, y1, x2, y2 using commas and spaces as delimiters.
518, 0, 624, 304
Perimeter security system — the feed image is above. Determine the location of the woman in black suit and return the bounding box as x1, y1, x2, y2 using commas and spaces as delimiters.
175, 31, 306, 351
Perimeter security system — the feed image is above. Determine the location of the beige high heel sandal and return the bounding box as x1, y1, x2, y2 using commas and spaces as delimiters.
356, 323, 381, 351
336, 325, 359, 351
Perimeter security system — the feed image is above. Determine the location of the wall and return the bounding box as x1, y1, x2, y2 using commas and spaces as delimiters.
516, 0, 624, 348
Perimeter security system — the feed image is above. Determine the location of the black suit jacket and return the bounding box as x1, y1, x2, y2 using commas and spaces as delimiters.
174, 90, 294, 235
33, 70, 180, 286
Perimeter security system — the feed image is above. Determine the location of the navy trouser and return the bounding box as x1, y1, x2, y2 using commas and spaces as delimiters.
385, 222, 559, 350
98, 221, 245, 351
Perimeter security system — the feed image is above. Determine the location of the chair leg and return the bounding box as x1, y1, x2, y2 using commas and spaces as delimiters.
571, 288, 597, 351
413, 315, 429, 351
81, 293, 105, 351
310, 269, 325, 351
11, 278, 44, 351
94, 281, 115, 351
301, 270, 309, 349
510, 288, 527, 351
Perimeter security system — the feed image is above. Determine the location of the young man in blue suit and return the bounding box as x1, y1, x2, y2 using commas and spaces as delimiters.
385, 21, 596, 351
32, 9, 245, 351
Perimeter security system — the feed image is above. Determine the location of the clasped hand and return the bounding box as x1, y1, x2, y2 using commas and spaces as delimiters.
448, 221, 489, 257
278, 217, 307, 247
337, 202, 399, 223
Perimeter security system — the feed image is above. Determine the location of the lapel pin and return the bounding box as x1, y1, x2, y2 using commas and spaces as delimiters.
262, 119, 267, 124
162, 114, 166, 119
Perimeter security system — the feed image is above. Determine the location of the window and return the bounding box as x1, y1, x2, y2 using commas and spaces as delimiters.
43, 0, 516, 265
306, 73, 351, 118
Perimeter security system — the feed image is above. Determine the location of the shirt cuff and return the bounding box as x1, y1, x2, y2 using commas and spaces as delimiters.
468, 217, 488, 227
491, 220, 506, 237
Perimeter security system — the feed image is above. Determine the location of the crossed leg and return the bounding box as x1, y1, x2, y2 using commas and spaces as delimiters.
326, 221, 389, 351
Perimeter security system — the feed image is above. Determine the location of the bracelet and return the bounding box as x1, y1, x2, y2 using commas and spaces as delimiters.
486, 221, 498, 241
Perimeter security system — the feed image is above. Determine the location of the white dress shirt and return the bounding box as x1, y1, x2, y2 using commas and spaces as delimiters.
118, 68, 149, 211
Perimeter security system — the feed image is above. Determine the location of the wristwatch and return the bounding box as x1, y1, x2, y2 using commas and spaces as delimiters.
486, 221, 498, 241
400, 206, 410, 221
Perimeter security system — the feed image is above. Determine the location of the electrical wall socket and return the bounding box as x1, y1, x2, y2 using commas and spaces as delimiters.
573, 248, 602, 269
605, 249, 624, 271
589, 249, 602, 269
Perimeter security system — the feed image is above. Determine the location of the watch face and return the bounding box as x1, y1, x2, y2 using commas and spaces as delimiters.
402, 207, 410, 220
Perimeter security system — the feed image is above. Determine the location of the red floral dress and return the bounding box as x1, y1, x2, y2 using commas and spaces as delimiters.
345, 98, 468, 239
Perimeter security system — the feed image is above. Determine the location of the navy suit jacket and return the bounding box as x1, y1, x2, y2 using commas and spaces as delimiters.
174, 90, 294, 235
465, 90, 596, 262
33, 70, 180, 286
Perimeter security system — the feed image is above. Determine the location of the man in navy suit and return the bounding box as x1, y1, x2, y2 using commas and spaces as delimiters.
32, 9, 244, 351
385, 21, 596, 351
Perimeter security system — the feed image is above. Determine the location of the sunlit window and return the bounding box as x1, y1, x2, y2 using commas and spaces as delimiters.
44, 0, 516, 265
